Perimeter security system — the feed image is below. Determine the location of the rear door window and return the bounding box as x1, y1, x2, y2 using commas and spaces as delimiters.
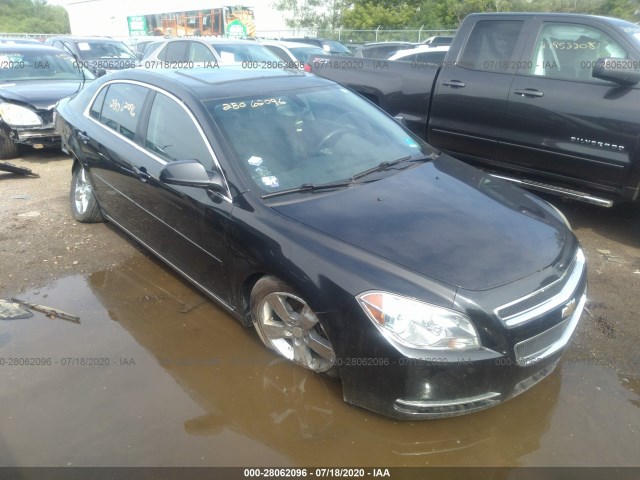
97, 83, 148, 141
459, 20, 524, 71
158, 41, 189, 62
189, 42, 217, 62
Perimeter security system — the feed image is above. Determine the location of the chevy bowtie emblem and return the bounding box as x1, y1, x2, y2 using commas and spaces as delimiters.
562, 298, 577, 320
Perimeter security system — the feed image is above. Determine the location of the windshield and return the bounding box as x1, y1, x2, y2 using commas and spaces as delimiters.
290, 46, 326, 62
0, 50, 95, 81
325, 40, 351, 54
206, 85, 437, 194
210, 43, 280, 62
74, 40, 136, 60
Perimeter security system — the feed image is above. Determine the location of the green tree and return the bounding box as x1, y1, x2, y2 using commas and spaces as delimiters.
272, 0, 348, 30
274, 0, 640, 31
0, 0, 70, 34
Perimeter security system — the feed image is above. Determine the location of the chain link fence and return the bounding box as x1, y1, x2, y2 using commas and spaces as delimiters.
256, 28, 457, 44
1, 28, 458, 45
0, 33, 59, 42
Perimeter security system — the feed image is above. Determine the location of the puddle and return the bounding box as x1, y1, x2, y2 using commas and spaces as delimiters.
0, 256, 638, 466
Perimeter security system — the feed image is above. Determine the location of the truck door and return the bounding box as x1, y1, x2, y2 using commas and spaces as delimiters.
428, 18, 528, 162
498, 18, 640, 193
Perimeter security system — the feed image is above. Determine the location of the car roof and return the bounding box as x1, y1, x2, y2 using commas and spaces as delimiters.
0, 37, 40, 44
360, 41, 415, 47
260, 40, 321, 49
104, 66, 334, 101
395, 45, 449, 54
48, 36, 124, 43
0, 44, 72, 54
162, 37, 260, 45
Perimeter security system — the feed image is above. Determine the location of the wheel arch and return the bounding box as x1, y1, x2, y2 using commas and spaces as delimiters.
238, 271, 268, 327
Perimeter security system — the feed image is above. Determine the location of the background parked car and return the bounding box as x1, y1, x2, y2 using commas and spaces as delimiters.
354, 41, 416, 59
0, 44, 94, 159
141, 37, 280, 65
280, 37, 352, 56
259, 40, 326, 68
44, 36, 137, 77
0, 37, 40, 45
421, 35, 454, 47
388, 45, 449, 64
123, 35, 172, 59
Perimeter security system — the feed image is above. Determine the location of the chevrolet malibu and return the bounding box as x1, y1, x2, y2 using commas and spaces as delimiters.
55, 67, 587, 419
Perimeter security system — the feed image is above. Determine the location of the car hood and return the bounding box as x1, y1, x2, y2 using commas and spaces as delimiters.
0, 80, 86, 110
271, 156, 569, 291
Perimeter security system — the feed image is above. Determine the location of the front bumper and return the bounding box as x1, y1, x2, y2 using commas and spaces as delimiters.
8, 125, 60, 149
329, 248, 587, 420
391, 290, 585, 419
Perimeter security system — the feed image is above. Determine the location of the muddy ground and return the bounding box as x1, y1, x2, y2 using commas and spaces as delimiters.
0, 151, 639, 467
0, 151, 139, 295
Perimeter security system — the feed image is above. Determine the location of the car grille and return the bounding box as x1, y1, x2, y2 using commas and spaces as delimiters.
514, 293, 586, 366
495, 248, 585, 327
515, 317, 569, 364
497, 278, 566, 320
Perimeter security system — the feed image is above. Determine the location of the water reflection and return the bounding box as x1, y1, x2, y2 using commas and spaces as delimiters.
86, 258, 563, 466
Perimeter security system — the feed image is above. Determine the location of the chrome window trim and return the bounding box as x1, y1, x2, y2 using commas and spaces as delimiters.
496, 248, 586, 327
82, 78, 233, 203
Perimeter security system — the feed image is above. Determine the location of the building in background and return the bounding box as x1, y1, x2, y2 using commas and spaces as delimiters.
60, 0, 287, 38
126, 5, 256, 38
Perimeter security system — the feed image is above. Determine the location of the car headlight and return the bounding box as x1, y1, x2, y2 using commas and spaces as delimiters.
0, 103, 42, 127
357, 291, 480, 350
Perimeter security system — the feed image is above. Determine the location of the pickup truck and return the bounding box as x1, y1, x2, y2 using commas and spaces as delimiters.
310, 13, 640, 207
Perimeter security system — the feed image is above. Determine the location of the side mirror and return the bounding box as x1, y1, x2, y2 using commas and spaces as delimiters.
160, 160, 226, 194
592, 57, 640, 86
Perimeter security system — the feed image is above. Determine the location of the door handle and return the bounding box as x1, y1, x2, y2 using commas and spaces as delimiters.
133, 166, 150, 183
441, 80, 466, 88
513, 88, 544, 97
77, 131, 90, 144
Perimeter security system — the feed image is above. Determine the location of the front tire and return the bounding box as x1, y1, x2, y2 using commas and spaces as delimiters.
0, 128, 19, 160
250, 276, 337, 374
70, 164, 103, 223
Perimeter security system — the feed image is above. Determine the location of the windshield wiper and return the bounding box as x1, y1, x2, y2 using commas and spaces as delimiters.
260, 155, 433, 199
261, 180, 352, 199
350, 154, 432, 181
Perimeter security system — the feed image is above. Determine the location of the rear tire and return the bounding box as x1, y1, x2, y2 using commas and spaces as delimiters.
0, 128, 19, 160
70, 164, 103, 223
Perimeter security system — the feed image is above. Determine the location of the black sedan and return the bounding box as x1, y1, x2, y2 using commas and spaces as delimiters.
55, 67, 587, 420
0, 44, 94, 159
45, 36, 137, 77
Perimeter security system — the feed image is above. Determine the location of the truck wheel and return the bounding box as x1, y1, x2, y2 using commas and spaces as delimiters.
250, 276, 337, 375
0, 129, 19, 160
70, 164, 103, 223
